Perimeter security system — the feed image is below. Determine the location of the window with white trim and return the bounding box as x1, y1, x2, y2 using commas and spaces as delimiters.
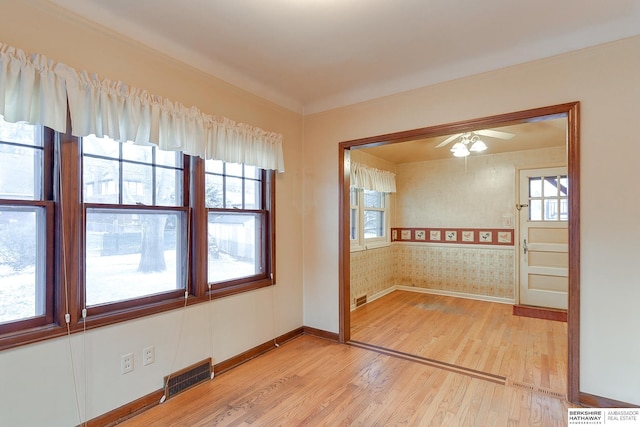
350, 188, 390, 250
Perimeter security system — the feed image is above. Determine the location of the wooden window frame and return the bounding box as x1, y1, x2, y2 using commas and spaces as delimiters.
0, 129, 276, 351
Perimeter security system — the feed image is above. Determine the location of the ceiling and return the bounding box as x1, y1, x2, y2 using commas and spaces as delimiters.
46, 0, 640, 114
358, 117, 567, 164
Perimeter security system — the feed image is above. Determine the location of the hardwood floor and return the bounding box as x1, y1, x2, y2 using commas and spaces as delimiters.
121, 291, 572, 426
351, 291, 568, 396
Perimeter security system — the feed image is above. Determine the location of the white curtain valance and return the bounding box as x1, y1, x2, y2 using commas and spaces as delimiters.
351, 162, 396, 193
0, 44, 68, 133
0, 42, 285, 172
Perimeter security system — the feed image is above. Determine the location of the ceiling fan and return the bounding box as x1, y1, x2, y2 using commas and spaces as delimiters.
435, 129, 515, 149
434, 129, 516, 158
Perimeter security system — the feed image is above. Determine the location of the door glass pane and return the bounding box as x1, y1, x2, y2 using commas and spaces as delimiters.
85, 209, 184, 306
543, 177, 559, 197
530, 199, 542, 221
529, 178, 542, 197
208, 212, 262, 283
559, 176, 568, 196
0, 208, 45, 324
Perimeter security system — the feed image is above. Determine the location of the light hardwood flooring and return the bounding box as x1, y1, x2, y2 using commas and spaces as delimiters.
121, 291, 572, 426
351, 291, 568, 395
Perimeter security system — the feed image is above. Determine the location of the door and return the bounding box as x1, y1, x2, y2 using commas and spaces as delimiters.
518, 167, 568, 310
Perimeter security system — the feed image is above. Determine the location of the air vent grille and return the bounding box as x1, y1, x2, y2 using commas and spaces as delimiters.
355, 295, 367, 307
164, 358, 212, 400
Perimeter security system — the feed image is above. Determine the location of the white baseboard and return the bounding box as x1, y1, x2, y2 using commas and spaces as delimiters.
395, 285, 515, 305
351, 285, 515, 311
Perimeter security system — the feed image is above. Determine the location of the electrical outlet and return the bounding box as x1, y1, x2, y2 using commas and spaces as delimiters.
121, 353, 134, 374
143, 345, 155, 366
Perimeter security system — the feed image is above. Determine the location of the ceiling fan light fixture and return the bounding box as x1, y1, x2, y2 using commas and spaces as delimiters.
469, 138, 487, 152
450, 142, 466, 152
452, 145, 470, 157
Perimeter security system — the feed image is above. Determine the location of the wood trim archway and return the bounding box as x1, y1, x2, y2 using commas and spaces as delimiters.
338, 102, 580, 403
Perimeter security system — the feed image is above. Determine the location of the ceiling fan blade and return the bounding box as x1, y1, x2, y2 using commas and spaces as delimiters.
475, 129, 515, 140
435, 133, 461, 148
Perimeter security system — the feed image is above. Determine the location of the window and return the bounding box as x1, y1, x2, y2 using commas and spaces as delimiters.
350, 188, 389, 250
528, 175, 568, 221
205, 160, 272, 290
0, 117, 53, 333
1, 128, 275, 349
82, 136, 188, 310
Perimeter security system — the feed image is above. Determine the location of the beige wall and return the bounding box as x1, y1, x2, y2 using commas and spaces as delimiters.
0, 2, 303, 426
396, 146, 566, 228
304, 36, 640, 404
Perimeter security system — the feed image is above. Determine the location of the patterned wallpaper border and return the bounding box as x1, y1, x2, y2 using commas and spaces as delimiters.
391, 227, 515, 246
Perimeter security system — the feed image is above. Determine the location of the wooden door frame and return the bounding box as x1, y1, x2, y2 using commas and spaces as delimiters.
338, 102, 580, 403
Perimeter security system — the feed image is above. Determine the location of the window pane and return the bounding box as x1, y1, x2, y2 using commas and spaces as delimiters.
543, 177, 559, 197
0, 117, 39, 146
350, 208, 358, 240
350, 188, 358, 206
83, 135, 120, 158
530, 199, 542, 221
83, 157, 120, 204
205, 174, 224, 208
156, 149, 180, 168
226, 163, 243, 177
560, 198, 569, 220
205, 159, 223, 174
244, 179, 261, 210
156, 167, 181, 207
0, 143, 42, 200
122, 162, 153, 205
122, 142, 153, 163
225, 177, 243, 208
559, 176, 568, 196
544, 199, 558, 220
364, 210, 384, 238
244, 165, 259, 179
529, 178, 542, 198
364, 190, 383, 208
85, 209, 184, 306
208, 212, 262, 283
0, 207, 45, 324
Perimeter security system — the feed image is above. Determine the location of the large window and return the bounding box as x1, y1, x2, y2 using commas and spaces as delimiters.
82, 136, 188, 309
0, 122, 275, 348
0, 117, 52, 334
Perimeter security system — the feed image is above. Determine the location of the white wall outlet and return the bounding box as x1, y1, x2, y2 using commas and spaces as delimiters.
143, 345, 155, 366
121, 353, 134, 374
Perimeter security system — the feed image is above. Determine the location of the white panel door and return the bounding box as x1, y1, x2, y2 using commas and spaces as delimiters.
518, 167, 568, 310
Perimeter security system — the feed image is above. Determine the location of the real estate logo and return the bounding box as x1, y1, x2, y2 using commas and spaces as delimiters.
568, 409, 640, 426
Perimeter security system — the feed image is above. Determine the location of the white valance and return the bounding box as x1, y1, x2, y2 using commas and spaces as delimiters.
351, 162, 396, 193
0, 42, 285, 172
0, 44, 68, 133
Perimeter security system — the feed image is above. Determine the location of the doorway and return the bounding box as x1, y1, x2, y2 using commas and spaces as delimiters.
338, 102, 580, 403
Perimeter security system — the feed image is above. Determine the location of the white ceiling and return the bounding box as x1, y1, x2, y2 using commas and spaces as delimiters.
47, 0, 640, 114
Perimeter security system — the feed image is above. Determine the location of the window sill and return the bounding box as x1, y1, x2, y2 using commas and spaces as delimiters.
350, 241, 391, 252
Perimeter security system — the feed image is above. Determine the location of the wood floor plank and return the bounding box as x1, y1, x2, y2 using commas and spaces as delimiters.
120, 290, 572, 426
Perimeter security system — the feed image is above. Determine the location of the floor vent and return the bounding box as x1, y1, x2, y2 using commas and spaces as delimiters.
355, 295, 367, 307
507, 379, 566, 400
164, 358, 212, 400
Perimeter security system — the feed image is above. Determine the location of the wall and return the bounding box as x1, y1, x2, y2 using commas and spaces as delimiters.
303, 36, 640, 404
0, 2, 303, 426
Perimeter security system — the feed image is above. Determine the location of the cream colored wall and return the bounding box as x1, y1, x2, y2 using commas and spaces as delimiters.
396, 146, 566, 228
0, 2, 303, 426
303, 36, 640, 404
